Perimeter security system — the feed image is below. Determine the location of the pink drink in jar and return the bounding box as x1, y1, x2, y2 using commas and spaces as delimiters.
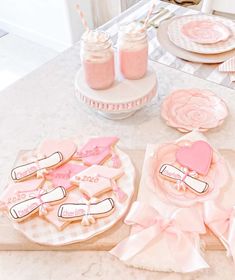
81, 31, 115, 90
118, 23, 148, 80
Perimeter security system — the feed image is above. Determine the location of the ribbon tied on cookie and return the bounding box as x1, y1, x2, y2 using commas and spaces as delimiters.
204, 201, 235, 262
110, 201, 209, 272
57, 197, 115, 226
9, 186, 66, 221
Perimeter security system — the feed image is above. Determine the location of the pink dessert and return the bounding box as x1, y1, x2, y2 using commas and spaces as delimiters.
118, 22, 148, 80
81, 31, 115, 90
119, 46, 148, 79
83, 55, 115, 90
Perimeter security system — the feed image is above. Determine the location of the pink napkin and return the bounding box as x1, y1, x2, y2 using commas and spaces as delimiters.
110, 131, 228, 272
219, 56, 235, 82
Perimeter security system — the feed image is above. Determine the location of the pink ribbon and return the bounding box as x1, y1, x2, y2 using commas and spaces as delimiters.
110, 202, 209, 272
16, 189, 51, 216
176, 167, 198, 191
204, 201, 235, 259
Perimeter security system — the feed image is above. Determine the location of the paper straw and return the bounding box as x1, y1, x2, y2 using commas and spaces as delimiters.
143, 1, 156, 28
76, 4, 89, 32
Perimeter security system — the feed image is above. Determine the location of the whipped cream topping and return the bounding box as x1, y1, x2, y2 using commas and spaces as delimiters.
119, 22, 145, 34
82, 30, 109, 43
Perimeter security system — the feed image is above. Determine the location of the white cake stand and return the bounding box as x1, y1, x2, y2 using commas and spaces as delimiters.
75, 66, 157, 120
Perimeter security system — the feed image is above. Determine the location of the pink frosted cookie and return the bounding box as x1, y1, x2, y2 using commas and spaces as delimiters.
58, 197, 115, 226
11, 139, 77, 182
11, 152, 63, 182
9, 186, 67, 222
44, 188, 84, 230
39, 139, 77, 165
45, 162, 87, 191
0, 179, 45, 210
73, 137, 119, 166
70, 165, 124, 198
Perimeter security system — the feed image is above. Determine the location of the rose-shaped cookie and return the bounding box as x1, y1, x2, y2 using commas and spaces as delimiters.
161, 89, 228, 132
147, 140, 228, 207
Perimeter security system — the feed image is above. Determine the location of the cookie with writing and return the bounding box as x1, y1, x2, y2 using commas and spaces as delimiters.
43, 188, 84, 231
70, 165, 124, 198
45, 162, 87, 191
159, 164, 209, 194
73, 137, 119, 166
58, 197, 115, 226
9, 186, 67, 222
11, 152, 63, 182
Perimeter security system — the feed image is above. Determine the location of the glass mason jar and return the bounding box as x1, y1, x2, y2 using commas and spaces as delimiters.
118, 23, 148, 80
80, 31, 115, 90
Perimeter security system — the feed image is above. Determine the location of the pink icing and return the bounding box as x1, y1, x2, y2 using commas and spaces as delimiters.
71, 165, 124, 198
39, 139, 77, 163
176, 141, 213, 176
73, 137, 119, 165
0, 179, 44, 209
44, 189, 84, 230
119, 46, 148, 79
83, 55, 115, 90
45, 162, 87, 190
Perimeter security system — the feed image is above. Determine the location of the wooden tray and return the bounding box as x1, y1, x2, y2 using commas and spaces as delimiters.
0, 150, 224, 251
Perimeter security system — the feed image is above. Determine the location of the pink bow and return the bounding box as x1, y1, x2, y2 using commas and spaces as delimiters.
15, 189, 52, 216
204, 201, 235, 260
110, 202, 209, 272
176, 167, 198, 191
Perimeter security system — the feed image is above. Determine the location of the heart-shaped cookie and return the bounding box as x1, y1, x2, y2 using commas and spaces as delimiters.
176, 140, 213, 175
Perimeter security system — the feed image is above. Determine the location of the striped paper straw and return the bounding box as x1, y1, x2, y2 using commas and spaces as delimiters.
76, 4, 89, 32
143, 1, 156, 28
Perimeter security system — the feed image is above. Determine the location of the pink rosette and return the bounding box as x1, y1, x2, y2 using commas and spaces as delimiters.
161, 89, 228, 132
147, 140, 229, 207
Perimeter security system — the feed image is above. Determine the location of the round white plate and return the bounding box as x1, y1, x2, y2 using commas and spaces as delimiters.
158, 19, 235, 63
168, 14, 235, 54
75, 66, 157, 120
12, 147, 135, 246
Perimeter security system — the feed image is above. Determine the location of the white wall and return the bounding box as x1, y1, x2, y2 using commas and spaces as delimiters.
0, 0, 94, 51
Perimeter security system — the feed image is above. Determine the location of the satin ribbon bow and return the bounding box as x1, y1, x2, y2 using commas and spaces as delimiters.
204, 201, 235, 260
34, 189, 52, 216
110, 202, 209, 273
176, 167, 198, 191
81, 197, 98, 226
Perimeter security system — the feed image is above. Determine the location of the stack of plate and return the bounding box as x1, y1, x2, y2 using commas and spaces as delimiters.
157, 14, 235, 64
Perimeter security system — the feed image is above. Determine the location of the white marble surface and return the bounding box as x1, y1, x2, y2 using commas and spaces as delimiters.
1, 28, 235, 279
0, 34, 57, 91
0, 251, 235, 280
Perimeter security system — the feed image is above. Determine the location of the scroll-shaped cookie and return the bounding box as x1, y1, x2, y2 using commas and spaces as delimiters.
58, 198, 115, 226
9, 186, 66, 221
11, 151, 63, 181
159, 164, 209, 194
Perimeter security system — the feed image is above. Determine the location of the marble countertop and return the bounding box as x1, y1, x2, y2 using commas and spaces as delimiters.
1, 8, 235, 278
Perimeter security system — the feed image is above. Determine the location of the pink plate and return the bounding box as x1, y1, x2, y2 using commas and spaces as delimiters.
181, 20, 231, 44
148, 140, 229, 207
161, 88, 228, 132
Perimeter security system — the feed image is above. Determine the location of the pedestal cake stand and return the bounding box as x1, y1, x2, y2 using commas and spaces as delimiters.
75, 67, 157, 120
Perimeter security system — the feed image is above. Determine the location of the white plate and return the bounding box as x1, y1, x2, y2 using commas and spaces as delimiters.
12, 147, 135, 246
168, 14, 235, 54
158, 19, 235, 63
